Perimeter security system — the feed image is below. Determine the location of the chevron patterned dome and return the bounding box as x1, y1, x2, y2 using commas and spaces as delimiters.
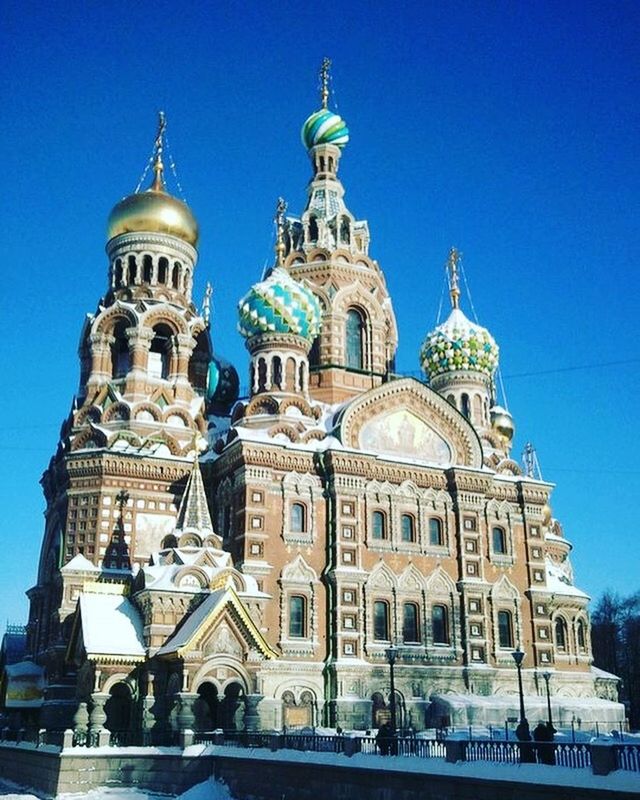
238, 268, 322, 341
420, 308, 499, 381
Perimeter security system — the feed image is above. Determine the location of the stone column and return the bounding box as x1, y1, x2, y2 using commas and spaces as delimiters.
243, 694, 263, 732
87, 333, 114, 389
73, 701, 89, 734
174, 334, 196, 400
176, 692, 198, 732
126, 327, 153, 398
89, 692, 109, 738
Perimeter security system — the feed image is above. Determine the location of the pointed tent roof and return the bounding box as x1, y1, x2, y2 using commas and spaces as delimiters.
175, 453, 214, 537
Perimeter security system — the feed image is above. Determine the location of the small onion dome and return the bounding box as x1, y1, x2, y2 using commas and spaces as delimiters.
238, 267, 322, 341
301, 108, 349, 150
541, 503, 553, 526
420, 308, 499, 381
206, 355, 239, 414
490, 405, 515, 442
107, 183, 199, 247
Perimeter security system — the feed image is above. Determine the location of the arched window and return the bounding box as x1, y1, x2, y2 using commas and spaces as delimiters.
429, 518, 443, 546
149, 324, 172, 379
110, 321, 130, 379
257, 358, 267, 392
401, 514, 415, 543
555, 617, 567, 650
403, 602, 420, 643
446, 394, 456, 408
308, 337, 320, 369
114, 258, 123, 287
576, 619, 586, 650
371, 511, 386, 540
172, 262, 181, 289
288, 595, 307, 638
272, 356, 282, 390
432, 605, 449, 644
373, 600, 390, 641
308, 216, 319, 242
290, 502, 306, 534
340, 216, 350, 244
161, 534, 178, 550
498, 610, 513, 648
492, 526, 507, 554
128, 255, 137, 284
143, 254, 153, 283
158, 257, 168, 284
345, 308, 364, 370
461, 393, 470, 419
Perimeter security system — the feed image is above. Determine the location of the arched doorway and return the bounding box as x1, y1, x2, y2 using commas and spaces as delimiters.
195, 681, 219, 730
104, 682, 133, 739
371, 691, 405, 730
219, 681, 244, 731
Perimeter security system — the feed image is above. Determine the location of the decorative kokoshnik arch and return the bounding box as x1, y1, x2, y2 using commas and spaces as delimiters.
336, 378, 483, 468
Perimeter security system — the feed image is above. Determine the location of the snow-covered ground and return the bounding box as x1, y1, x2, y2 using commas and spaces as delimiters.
0, 777, 234, 800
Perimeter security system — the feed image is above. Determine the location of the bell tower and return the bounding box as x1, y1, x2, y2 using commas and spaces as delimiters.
282, 59, 398, 403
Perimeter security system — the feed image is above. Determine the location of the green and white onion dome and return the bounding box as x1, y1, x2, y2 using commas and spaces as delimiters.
420, 308, 499, 381
301, 108, 349, 150
238, 268, 322, 342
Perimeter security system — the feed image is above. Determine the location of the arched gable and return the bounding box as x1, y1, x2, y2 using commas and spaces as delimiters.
337, 378, 483, 468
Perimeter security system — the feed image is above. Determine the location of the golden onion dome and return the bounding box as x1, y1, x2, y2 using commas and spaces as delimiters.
541, 503, 553, 526
107, 121, 199, 247
490, 405, 515, 442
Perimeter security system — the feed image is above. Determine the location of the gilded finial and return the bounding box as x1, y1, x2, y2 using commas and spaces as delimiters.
275, 197, 287, 266
447, 247, 462, 310
151, 111, 167, 192
320, 57, 331, 109
202, 282, 213, 325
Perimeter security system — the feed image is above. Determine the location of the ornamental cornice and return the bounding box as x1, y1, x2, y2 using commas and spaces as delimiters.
519, 482, 554, 504
430, 372, 491, 390
447, 468, 494, 494
65, 452, 191, 482
106, 232, 197, 262
246, 332, 311, 355
325, 451, 448, 489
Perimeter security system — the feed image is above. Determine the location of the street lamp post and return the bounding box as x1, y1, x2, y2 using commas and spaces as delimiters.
385, 644, 398, 738
542, 671, 554, 731
511, 648, 531, 741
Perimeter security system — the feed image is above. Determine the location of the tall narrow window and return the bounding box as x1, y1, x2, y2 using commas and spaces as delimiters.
346, 308, 364, 370
576, 620, 586, 650
555, 617, 567, 650
432, 605, 449, 644
149, 324, 172, 380
289, 595, 306, 638
373, 600, 390, 641
290, 503, 306, 534
308, 216, 319, 242
111, 322, 130, 379
401, 514, 415, 543
492, 526, 507, 554
143, 254, 153, 283
498, 610, 513, 648
461, 393, 470, 419
272, 356, 282, 390
429, 518, 443, 546
372, 511, 386, 540
403, 602, 420, 643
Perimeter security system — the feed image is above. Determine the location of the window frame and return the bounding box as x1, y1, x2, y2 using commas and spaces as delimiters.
371, 510, 387, 541
345, 307, 365, 370
492, 526, 507, 555
400, 513, 415, 543
428, 517, 444, 547
290, 502, 306, 534
288, 594, 307, 639
402, 601, 420, 644
431, 604, 450, 645
497, 609, 513, 649
373, 599, 390, 642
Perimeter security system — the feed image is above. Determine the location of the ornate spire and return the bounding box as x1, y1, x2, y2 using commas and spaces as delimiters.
175, 443, 214, 537
274, 197, 287, 266
202, 282, 213, 326
150, 111, 167, 192
320, 57, 331, 109
446, 247, 461, 310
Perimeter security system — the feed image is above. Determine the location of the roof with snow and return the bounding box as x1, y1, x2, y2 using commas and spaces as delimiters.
78, 593, 145, 660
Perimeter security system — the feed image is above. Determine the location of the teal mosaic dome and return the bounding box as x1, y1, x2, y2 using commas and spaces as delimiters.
301, 108, 349, 150
420, 308, 499, 381
238, 268, 322, 341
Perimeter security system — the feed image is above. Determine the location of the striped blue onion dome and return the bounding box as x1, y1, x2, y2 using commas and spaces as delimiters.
301, 108, 349, 150
420, 308, 499, 381
238, 268, 322, 341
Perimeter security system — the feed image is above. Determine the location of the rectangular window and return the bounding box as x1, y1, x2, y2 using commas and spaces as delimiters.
492, 527, 507, 554
402, 602, 420, 643
464, 517, 477, 531
429, 518, 443, 546
432, 605, 449, 644
401, 514, 415, 543
498, 610, 513, 648
373, 600, 390, 641
371, 511, 386, 540
288, 595, 306, 638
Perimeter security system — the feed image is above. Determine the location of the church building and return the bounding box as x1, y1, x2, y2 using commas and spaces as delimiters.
3, 64, 623, 740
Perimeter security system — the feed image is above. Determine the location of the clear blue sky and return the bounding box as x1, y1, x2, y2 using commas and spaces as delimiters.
1, 1, 638, 623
